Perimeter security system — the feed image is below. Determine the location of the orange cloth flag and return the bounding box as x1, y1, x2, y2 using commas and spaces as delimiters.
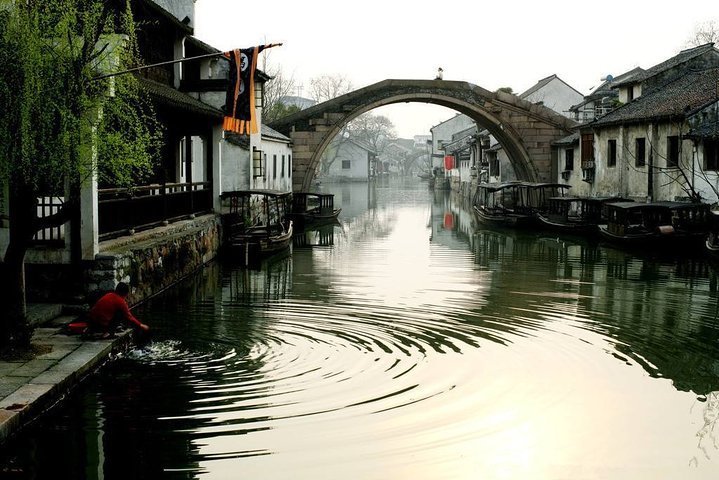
223, 44, 280, 135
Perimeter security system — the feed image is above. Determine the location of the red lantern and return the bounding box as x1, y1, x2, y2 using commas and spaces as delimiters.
443, 212, 454, 229
444, 155, 455, 170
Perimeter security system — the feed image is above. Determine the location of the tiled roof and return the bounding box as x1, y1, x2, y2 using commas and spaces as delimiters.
552, 131, 580, 146
261, 124, 291, 142
520, 74, 584, 99
590, 68, 719, 127
613, 43, 717, 87
687, 120, 719, 139
225, 133, 250, 148
520, 74, 557, 98
138, 77, 223, 118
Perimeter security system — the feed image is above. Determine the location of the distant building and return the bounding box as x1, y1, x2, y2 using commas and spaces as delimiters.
519, 74, 584, 118
279, 95, 317, 110
321, 137, 377, 182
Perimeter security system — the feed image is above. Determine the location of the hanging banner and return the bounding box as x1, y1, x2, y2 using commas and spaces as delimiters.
223, 43, 281, 135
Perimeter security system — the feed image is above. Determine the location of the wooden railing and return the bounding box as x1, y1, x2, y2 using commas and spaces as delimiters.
32, 196, 65, 245
98, 182, 212, 240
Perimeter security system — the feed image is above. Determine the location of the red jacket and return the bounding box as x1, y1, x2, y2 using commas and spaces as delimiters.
88, 292, 142, 328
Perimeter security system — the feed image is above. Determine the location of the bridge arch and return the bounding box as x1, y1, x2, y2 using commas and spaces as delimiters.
269, 80, 577, 191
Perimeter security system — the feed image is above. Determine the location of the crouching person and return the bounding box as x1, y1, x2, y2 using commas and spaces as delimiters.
88, 282, 149, 338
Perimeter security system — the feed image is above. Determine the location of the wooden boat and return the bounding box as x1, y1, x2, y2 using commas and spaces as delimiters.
472, 181, 570, 228
288, 192, 341, 229
220, 190, 294, 264
536, 196, 630, 235
598, 201, 711, 249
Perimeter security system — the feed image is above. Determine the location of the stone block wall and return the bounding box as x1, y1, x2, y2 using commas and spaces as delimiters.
84, 214, 222, 305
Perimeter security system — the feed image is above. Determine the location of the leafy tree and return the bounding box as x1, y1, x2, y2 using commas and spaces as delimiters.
0, 0, 160, 349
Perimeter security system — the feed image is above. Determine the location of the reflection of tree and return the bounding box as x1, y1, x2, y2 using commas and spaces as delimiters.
691, 390, 719, 466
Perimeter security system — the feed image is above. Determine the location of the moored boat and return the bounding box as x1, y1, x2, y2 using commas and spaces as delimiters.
536, 196, 630, 235
287, 192, 341, 229
472, 181, 571, 229
220, 190, 294, 264
598, 201, 711, 249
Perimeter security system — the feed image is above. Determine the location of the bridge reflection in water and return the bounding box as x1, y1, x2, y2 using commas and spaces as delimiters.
3, 179, 719, 479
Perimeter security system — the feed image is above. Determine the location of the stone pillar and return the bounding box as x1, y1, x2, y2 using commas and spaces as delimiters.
79, 34, 127, 261
80, 125, 99, 261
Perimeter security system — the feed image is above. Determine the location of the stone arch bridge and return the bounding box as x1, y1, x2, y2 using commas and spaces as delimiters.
269, 79, 577, 191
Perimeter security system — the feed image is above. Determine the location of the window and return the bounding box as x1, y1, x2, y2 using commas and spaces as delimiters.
490, 154, 499, 176
289, 155, 292, 177
281, 154, 285, 177
564, 148, 574, 171
342, 160, 351, 169
581, 133, 594, 164
607, 140, 617, 167
667, 136, 679, 168
263, 154, 267, 179
581, 133, 594, 170
273, 154, 277, 179
635, 138, 645, 167
705, 139, 719, 171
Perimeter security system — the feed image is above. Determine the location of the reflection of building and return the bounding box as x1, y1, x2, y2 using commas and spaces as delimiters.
226, 254, 293, 301
471, 227, 719, 395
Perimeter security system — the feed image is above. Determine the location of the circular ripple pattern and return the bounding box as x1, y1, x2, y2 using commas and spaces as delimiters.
14, 182, 719, 479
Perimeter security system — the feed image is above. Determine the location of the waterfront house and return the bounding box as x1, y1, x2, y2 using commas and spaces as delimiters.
381, 141, 414, 177
430, 114, 476, 188
577, 46, 719, 203
442, 126, 479, 194
320, 137, 378, 182
1, 0, 291, 302
569, 68, 644, 123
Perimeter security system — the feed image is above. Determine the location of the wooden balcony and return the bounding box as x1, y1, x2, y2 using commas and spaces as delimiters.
98, 181, 212, 240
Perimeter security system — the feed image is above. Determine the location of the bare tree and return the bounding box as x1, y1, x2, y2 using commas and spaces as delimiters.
348, 113, 396, 158
260, 51, 299, 123
311, 74, 356, 176
309, 74, 353, 103
686, 20, 719, 47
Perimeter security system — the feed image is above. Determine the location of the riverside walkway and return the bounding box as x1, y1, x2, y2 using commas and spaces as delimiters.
0, 305, 132, 444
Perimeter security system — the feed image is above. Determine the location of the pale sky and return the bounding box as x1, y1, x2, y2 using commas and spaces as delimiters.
194, 0, 718, 138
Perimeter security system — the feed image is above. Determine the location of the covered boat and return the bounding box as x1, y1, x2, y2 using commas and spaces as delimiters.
287, 192, 341, 229
598, 201, 711, 249
536, 196, 630, 235
220, 190, 294, 264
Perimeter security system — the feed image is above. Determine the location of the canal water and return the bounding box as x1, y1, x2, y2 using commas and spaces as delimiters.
3, 179, 719, 479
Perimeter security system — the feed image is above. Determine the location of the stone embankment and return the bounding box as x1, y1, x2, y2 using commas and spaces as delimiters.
1, 214, 223, 445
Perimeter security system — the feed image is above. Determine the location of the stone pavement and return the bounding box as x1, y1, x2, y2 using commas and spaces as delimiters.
0, 305, 132, 445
